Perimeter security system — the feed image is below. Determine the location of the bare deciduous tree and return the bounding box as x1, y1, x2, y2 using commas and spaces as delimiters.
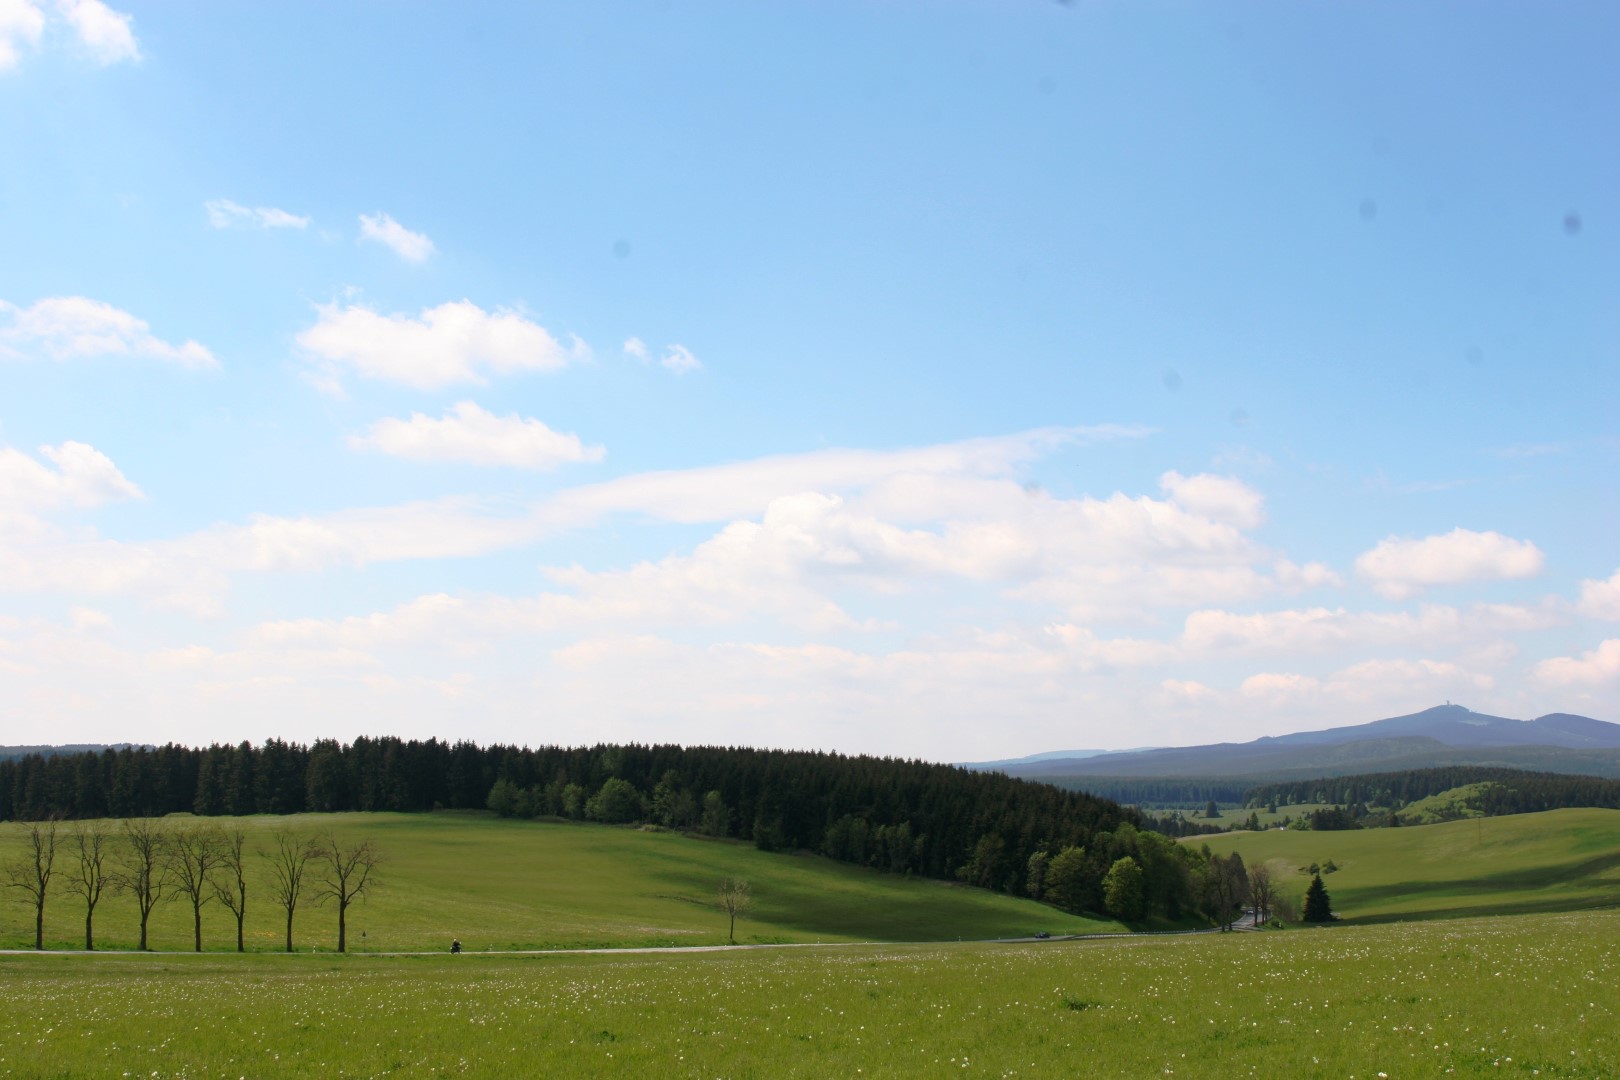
5, 820, 58, 950
65, 824, 111, 950
168, 826, 226, 952
213, 829, 250, 953
717, 876, 752, 944
114, 819, 169, 950
312, 835, 381, 953
264, 830, 317, 953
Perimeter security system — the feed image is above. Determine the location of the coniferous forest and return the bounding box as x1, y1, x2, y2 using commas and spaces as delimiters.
0, 738, 1235, 920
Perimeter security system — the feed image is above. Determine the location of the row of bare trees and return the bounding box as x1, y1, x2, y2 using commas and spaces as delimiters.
3, 819, 379, 952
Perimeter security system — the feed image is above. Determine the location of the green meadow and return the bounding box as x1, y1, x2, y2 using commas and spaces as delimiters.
1199, 807, 1620, 922
0, 812, 1123, 953
1182, 803, 1336, 830
2, 911, 1615, 1078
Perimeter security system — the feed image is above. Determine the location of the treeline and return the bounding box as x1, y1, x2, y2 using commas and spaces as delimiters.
0, 738, 1241, 915
3, 817, 377, 953
1243, 767, 1620, 818
1138, 809, 1225, 838
1044, 777, 1254, 808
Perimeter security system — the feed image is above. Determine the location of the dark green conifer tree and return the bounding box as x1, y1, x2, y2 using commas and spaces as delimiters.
1302, 873, 1333, 923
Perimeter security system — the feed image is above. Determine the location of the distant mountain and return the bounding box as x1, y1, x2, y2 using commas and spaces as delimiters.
0, 744, 130, 761
1244, 704, 1620, 751
958, 747, 1159, 769
1001, 706, 1620, 784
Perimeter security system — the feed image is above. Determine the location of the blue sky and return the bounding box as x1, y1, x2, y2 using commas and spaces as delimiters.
2, 1, 1616, 758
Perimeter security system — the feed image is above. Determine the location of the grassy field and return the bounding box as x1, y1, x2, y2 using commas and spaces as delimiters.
1199, 807, 1620, 922
0, 812, 1123, 952
1172, 803, 1336, 830
1, 910, 1614, 1077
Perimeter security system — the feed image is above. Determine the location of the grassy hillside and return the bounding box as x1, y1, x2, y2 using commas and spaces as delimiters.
1397, 782, 1493, 823
0, 811, 1121, 951
1198, 807, 1620, 922
3, 911, 1615, 1077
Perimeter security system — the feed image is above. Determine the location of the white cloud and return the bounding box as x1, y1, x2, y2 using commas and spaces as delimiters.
69, 606, 113, 632
660, 344, 701, 374
0, 296, 217, 369
1239, 671, 1320, 702
1355, 527, 1545, 599
1534, 639, 1620, 686
349, 401, 605, 470
1180, 602, 1560, 657
1273, 559, 1342, 592
1159, 678, 1219, 704
205, 198, 309, 230
0, 440, 142, 513
0, 0, 45, 71
623, 337, 648, 360
545, 426, 1141, 528
1577, 569, 1620, 621
1046, 624, 1177, 669
2, 428, 1106, 614
242, 461, 1283, 656
297, 300, 583, 390
358, 212, 435, 262
55, 0, 138, 65
1241, 657, 1491, 706
1159, 470, 1265, 530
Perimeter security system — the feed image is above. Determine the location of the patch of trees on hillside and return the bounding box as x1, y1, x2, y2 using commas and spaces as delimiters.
0, 739, 1247, 922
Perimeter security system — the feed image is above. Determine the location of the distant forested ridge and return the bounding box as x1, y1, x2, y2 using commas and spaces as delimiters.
0, 744, 135, 761
0, 738, 1236, 918
1045, 777, 1255, 808
1244, 766, 1620, 817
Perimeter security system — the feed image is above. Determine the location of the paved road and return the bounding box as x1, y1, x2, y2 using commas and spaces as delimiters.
1, 919, 1271, 959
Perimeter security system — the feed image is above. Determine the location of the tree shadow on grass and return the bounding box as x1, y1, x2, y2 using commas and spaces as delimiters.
1338, 848, 1620, 924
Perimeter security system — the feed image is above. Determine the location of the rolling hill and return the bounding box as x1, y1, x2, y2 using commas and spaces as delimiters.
0, 811, 1122, 952
995, 705, 1620, 785
1198, 806, 1620, 922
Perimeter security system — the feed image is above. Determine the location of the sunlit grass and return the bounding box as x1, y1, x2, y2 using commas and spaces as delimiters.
1198, 807, 1620, 922
1, 911, 1614, 1077
0, 811, 1121, 952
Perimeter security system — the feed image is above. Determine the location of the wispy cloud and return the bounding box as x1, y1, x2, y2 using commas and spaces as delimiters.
349, 401, 605, 470
659, 344, 702, 374
624, 337, 701, 373
0, 295, 217, 369
0, 440, 142, 512
358, 212, 435, 263
205, 199, 310, 230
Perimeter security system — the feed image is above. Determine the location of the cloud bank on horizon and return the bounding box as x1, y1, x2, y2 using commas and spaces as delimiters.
1, 3, 1616, 759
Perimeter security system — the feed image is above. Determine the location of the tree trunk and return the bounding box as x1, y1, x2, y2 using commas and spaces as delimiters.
193, 904, 203, 952
34, 906, 43, 950
236, 914, 244, 953
337, 900, 347, 953
139, 911, 149, 951
85, 912, 93, 951
285, 909, 294, 952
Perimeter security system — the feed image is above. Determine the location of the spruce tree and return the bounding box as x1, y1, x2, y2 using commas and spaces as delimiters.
1302, 872, 1333, 923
